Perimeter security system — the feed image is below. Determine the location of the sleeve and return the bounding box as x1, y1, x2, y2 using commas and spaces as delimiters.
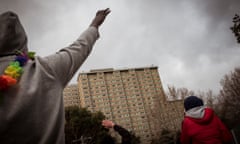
42, 26, 99, 87
113, 125, 132, 142
180, 119, 191, 144
215, 116, 233, 144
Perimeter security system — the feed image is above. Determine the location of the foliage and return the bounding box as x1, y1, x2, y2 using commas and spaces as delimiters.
230, 14, 240, 43
215, 67, 240, 129
151, 129, 180, 144
65, 106, 115, 144
167, 85, 194, 100
129, 131, 141, 144
166, 86, 216, 108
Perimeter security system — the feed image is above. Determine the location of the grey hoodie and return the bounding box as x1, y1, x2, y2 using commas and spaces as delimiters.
0, 11, 99, 144
185, 106, 205, 119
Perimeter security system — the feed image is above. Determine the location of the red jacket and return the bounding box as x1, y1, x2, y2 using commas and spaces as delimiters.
180, 107, 232, 144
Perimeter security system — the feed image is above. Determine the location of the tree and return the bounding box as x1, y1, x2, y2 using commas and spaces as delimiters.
166, 85, 194, 100
65, 106, 115, 144
129, 131, 141, 144
151, 129, 180, 144
166, 85, 217, 108
205, 90, 217, 108
215, 67, 240, 129
230, 14, 240, 43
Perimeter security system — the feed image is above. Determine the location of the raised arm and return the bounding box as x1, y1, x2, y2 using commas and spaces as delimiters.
41, 8, 111, 87
102, 120, 132, 142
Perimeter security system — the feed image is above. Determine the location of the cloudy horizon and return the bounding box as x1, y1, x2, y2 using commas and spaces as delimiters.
1, 0, 240, 94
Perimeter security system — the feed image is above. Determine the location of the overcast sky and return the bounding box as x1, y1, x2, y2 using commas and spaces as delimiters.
1, 0, 240, 94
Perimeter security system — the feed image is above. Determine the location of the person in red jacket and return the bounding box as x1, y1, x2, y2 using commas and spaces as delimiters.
180, 96, 233, 144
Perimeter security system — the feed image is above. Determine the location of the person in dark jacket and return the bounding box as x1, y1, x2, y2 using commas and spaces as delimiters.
102, 120, 132, 144
180, 96, 233, 144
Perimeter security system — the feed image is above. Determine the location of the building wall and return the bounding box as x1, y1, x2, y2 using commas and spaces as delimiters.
76, 66, 184, 143
63, 84, 79, 107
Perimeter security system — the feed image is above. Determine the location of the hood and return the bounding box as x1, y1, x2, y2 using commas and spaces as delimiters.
185, 106, 214, 124
0, 11, 28, 57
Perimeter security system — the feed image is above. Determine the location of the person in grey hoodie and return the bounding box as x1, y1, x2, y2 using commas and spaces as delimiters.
0, 8, 110, 144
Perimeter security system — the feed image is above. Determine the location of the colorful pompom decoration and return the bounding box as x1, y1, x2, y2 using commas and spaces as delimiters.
0, 51, 35, 93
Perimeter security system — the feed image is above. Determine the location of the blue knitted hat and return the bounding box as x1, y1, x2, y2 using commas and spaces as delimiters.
184, 96, 204, 111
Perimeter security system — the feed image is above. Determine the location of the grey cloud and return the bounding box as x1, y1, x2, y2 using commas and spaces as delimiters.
1, 0, 239, 94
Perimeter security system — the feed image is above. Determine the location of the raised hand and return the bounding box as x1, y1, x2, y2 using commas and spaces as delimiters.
90, 8, 111, 28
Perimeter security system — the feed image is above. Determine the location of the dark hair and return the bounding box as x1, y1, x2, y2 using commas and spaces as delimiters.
184, 96, 203, 111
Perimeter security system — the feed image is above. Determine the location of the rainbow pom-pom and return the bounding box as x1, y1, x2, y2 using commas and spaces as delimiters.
0, 51, 35, 92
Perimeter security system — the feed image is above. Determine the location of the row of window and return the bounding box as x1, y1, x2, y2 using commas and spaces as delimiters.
81, 83, 160, 91
64, 97, 79, 100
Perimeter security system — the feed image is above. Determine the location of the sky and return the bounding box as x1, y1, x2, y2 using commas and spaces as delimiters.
1, 0, 240, 94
